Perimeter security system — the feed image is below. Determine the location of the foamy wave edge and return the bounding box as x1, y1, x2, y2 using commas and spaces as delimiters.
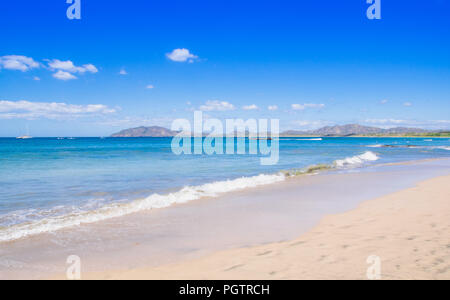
0, 151, 381, 243
334, 151, 379, 168
0, 173, 286, 243
281, 151, 380, 176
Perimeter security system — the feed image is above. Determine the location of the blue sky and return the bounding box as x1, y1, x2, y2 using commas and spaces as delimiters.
0, 0, 449, 136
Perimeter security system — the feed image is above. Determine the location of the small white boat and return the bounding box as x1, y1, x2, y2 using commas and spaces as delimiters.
16, 135, 33, 139
17, 125, 32, 139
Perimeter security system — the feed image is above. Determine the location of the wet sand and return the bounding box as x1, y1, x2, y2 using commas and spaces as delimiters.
82, 174, 450, 280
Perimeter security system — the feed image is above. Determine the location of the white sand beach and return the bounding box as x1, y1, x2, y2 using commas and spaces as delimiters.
80, 174, 450, 280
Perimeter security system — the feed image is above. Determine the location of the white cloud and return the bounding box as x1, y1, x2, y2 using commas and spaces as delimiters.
97, 116, 175, 128
48, 59, 98, 74
33, 76, 41, 81
291, 120, 330, 130
0, 55, 39, 72
292, 103, 325, 110
83, 64, 98, 73
166, 48, 198, 63
0, 56, 100, 81
119, 69, 128, 75
365, 119, 407, 125
199, 100, 235, 111
403, 102, 413, 107
380, 99, 388, 104
364, 119, 450, 129
268, 105, 278, 111
146, 85, 155, 89
48, 59, 98, 80
53, 70, 77, 81
0, 100, 116, 120
0, 56, 99, 81
242, 104, 259, 111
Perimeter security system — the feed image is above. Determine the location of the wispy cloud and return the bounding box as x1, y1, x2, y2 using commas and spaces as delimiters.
199, 100, 235, 111
365, 119, 407, 125
292, 103, 325, 110
119, 69, 128, 75
97, 116, 175, 128
380, 99, 388, 104
268, 105, 278, 111
166, 48, 198, 63
290, 120, 331, 130
0, 100, 116, 120
242, 104, 259, 111
364, 118, 450, 129
403, 102, 413, 107
146, 84, 155, 89
0, 55, 40, 72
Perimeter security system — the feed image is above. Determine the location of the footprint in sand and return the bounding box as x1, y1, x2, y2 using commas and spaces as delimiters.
224, 264, 245, 272
257, 251, 273, 256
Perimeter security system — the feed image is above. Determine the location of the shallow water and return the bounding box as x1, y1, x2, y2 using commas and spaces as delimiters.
0, 137, 449, 242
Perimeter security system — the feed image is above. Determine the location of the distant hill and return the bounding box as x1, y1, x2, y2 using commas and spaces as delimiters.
312, 124, 383, 136
383, 127, 429, 135
281, 124, 430, 137
111, 124, 441, 137
111, 126, 179, 137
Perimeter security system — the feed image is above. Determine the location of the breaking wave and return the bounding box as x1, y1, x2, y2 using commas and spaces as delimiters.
0, 151, 383, 243
0, 173, 285, 243
333, 151, 380, 168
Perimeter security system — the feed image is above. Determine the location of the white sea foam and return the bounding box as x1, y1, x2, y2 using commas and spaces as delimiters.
0, 173, 285, 243
333, 151, 380, 168
417, 146, 450, 151
434, 146, 450, 151
283, 138, 323, 141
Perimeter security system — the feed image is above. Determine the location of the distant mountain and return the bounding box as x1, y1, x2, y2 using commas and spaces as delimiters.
111, 126, 179, 137
310, 124, 382, 136
281, 124, 432, 137
383, 127, 428, 135
111, 124, 438, 138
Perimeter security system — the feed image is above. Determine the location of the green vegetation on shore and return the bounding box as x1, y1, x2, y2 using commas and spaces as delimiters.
353, 132, 450, 138
281, 132, 450, 138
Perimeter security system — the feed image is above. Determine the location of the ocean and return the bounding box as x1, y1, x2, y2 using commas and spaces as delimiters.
0, 137, 449, 242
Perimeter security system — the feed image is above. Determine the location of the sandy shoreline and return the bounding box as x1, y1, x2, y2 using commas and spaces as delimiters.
78, 174, 450, 280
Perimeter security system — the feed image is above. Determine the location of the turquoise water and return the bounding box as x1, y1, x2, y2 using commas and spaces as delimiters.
0, 137, 449, 240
